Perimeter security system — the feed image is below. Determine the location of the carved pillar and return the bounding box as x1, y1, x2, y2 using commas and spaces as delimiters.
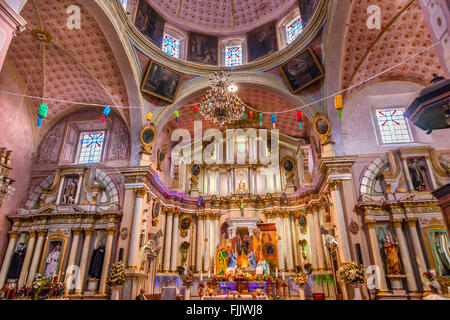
127, 188, 146, 270
26, 230, 47, 285
365, 220, 389, 293
18, 231, 36, 288
283, 212, 294, 271
401, 157, 415, 192
170, 211, 180, 272
204, 214, 211, 272
306, 209, 319, 270
196, 214, 205, 272
0, 231, 20, 287
406, 218, 430, 292
64, 228, 82, 294
392, 219, 418, 293
98, 227, 116, 295
275, 212, 285, 271
163, 210, 174, 273
424, 156, 439, 190
76, 228, 94, 294
291, 214, 299, 266
74, 172, 85, 204
314, 210, 326, 270
213, 214, 220, 274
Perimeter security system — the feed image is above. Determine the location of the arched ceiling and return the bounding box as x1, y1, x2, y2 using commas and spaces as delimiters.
5, 0, 130, 127
149, 0, 299, 35
341, 0, 443, 100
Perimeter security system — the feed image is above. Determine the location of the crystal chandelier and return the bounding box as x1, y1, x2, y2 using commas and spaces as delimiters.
0, 148, 15, 207
199, 71, 245, 126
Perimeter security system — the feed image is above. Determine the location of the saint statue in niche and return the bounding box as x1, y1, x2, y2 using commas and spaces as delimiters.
61, 177, 78, 205
7, 242, 26, 280
44, 242, 62, 279
407, 158, 428, 191
383, 235, 402, 275
89, 238, 106, 279
238, 179, 246, 194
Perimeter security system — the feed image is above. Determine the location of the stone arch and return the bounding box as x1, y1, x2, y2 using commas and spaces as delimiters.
359, 153, 389, 196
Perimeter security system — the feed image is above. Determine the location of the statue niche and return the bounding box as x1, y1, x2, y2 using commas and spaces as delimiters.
88, 235, 106, 279
60, 176, 79, 205
407, 158, 429, 191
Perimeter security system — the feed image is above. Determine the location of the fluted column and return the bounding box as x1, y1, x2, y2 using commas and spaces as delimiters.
163, 210, 174, 272
170, 212, 180, 272
127, 188, 146, 270
98, 227, 116, 295
204, 214, 211, 272
406, 218, 430, 292
26, 230, 47, 285
18, 231, 37, 288
75, 228, 94, 294
392, 219, 418, 293
314, 210, 326, 270
306, 209, 319, 270
196, 214, 205, 272
283, 212, 294, 271
365, 220, 389, 292
0, 231, 20, 287
64, 228, 82, 294
329, 181, 352, 263
275, 213, 285, 271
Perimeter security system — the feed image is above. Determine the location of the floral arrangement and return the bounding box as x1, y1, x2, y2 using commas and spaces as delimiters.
182, 270, 194, 288
295, 265, 302, 273
298, 240, 308, 248
423, 270, 436, 282
304, 263, 313, 275
107, 261, 125, 287
180, 242, 190, 251
176, 265, 186, 276
294, 273, 309, 287
338, 262, 366, 285
32, 274, 47, 290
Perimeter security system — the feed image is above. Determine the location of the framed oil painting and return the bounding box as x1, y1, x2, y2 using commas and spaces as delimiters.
39, 238, 67, 281
280, 46, 324, 94
298, 0, 320, 27
141, 61, 183, 103
135, 0, 165, 47
247, 21, 278, 62
187, 32, 218, 65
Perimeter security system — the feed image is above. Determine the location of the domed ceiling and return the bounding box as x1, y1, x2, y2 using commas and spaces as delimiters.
149, 0, 300, 34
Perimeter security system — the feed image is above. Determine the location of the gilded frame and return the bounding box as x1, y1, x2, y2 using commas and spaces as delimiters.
38, 235, 69, 282
296, 212, 308, 234
141, 61, 183, 103
157, 144, 168, 171
179, 213, 193, 238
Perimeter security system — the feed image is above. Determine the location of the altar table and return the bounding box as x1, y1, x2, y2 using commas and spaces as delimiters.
201, 294, 268, 301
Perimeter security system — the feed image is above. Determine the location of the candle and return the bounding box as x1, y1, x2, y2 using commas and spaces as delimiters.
208, 268, 211, 279
282, 272, 285, 280
276, 268, 278, 279
200, 271, 203, 281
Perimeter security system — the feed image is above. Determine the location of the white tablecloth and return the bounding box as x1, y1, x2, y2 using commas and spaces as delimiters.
161, 287, 178, 300
202, 294, 268, 300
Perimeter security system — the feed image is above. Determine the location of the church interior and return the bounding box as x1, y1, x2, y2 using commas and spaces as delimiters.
0, 0, 449, 301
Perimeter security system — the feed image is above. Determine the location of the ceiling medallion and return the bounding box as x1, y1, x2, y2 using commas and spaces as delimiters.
31, 30, 53, 43
199, 71, 246, 126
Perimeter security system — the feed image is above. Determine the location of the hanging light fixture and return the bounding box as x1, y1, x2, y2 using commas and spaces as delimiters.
199, 71, 245, 126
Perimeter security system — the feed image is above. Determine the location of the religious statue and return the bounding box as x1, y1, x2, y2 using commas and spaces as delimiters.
248, 251, 258, 269
61, 178, 78, 205
88, 243, 105, 279
44, 244, 62, 279
238, 179, 246, 194
216, 247, 228, 276
7, 243, 26, 280
408, 158, 427, 191
384, 235, 402, 275
226, 246, 238, 275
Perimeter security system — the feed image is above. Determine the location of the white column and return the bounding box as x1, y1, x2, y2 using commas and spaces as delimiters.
291, 217, 299, 266
55, 177, 65, 205
64, 228, 82, 294
26, 230, 47, 285
249, 170, 253, 194
424, 157, 439, 190
207, 170, 211, 195
158, 211, 167, 272
406, 218, 430, 292
275, 214, 285, 271
163, 211, 174, 272
0, 231, 20, 287
329, 181, 352, 263
253, 168, 258, 195
76, 228, 93, 294
196, 215, 205, 272
18, 231, 37, 288
401, 157, 415, 192
283, 213, 294, 271
98, 227, 116, 295
392, 219, 418, 293
170, 213, 180, 272
231, 170, 235, 194
127, 188, 146, 269
227, 171, 231, 195
74, 173, 84, 204
307, 210, 319, 270
314, 210, 326, 270
213, 215, 220, 273
366, 220, 389, 292
204, 215, 211, 272
216, 172, 220, 196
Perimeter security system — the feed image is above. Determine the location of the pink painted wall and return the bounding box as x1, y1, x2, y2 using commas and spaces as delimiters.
0, 67, 34, 261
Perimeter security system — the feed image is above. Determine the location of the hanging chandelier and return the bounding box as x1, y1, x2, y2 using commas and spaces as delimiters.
199, 71, 245, 126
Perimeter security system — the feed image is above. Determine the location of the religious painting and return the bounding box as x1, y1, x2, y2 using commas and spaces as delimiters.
298, 0, 320, 27
187, 32, 218, 65
153, 200, 160, 219
407, 157, 430, 191
312, 136, 321, 159
426, 229, 450, 276
89, 232, 107, 279
135, 0, 165, 47
157, 144, 167, 171
296, 212, 308, 234
60, 175, 79, 205
6, 235, 29, 280
259, 224, 279, 268
40, 239, 66, 280
280, 46, 324, 94
247, 21, 278, 62
313, 113, 331, 142
141, 61, 183, 103
178, 213, 193, 238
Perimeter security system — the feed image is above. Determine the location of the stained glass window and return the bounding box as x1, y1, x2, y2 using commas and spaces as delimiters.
376, 109, 412, 144
286, 17, 303, 44
162, 34, 180, 59
225, 46, 243, 67
78, 132, 105, 164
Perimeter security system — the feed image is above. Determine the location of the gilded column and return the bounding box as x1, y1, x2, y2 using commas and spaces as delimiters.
170, 211, 180, 272
18, 231, 37, 287
0, 231, 20, 287
275, 212, 285, 271
204, 214, 211, 272
392, 219, 418, 293
196, 214, 205, 273
314, 210, 326, 270
127, 188, 146, 270
306, 209, 319, 270
406, 218, 430, 292
329, 181, 352, 263
75, 228, 94, 294
365, 220, 389, 292
98, 227, 116, 295
26, 229, 47, 285
283, 212, 294, 271
64, 228, 82, 294
163, 210, 174, 273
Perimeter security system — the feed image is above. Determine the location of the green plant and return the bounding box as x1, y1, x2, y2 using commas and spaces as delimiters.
107, 261, 125, 287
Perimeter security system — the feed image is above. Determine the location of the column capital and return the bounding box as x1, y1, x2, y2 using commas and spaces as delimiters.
329, 180, 342, 191
83, 228, 95, 236
134, 188, 147, 198
265, 211, 274, 219
8, 230, 20, 239
406, 218, 418, 227
197, 213, 206, 220
72, 228, 83, 235
364, 219, 377, 229
37, 229, 48, 237
173, 210, 181, 218
28, 230, 37, 238
106, 227, 117, 235
392, 219, 404, 229
282, 210, 290, 218
166, 209, 174, 217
